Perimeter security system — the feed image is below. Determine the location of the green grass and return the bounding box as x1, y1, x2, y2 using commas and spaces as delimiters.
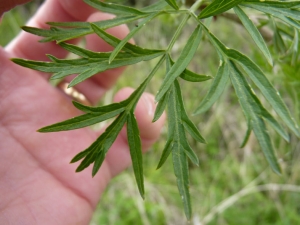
2, 3, 300, 225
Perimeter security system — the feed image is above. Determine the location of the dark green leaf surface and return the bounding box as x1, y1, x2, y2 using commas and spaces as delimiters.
22, 15, 147, 42
156, 26, 203, 101
70, 148, 93, 163
194, 61, 230, 114
245, 0, 300, 9
72, 101, 126, 114
127, 112, 145, 198
227, 49, 300, 137
167, 82, 192, 219
153, 91, 170, 122
168, 56, 212, 82
75, 144, 101, 172
74, 112, 128, 174
91, 23, 165, 55
198, 0, 244, 19
233, 6, 273, 65
184, 145, 199, 166
243, 3, 300, 29
244, 3, 300, 21
182, 120, 206, 144
261, 109, 290, 142
176, 84, 206, 144
180, 69, 212, 82
274, 27, 287, 54
156, 140, 172, 169
92, 151, 105, 177
38, 108, 124, 132
229, 62, 281, 174
12, 50, 164, 86
164, 0, 179, 10
200, 23, 300, 137
240, 120, 252, 148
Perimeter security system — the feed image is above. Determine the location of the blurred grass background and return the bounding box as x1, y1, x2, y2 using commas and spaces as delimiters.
1, 1, 300, 224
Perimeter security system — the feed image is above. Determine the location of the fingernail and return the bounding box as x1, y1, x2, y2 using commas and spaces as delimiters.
142, 94, 154, 117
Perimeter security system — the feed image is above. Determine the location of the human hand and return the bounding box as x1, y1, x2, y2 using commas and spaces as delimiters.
0, 0, 32, 17
0, 0, 165, 224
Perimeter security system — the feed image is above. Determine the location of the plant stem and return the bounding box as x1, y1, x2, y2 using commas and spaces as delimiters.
126, 55, 166, 110
167, 13, 190, 52
166, 0, 205, 53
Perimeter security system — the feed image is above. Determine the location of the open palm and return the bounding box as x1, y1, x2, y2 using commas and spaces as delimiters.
0, 0, 164, 224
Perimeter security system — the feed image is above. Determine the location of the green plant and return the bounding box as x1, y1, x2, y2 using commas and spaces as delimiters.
11, 0, 300, 220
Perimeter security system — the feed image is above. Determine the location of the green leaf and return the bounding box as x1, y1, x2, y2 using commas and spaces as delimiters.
38, 108, 124, 132
153, 91, 169, 122
194, 61, 230, 114
109, 13, 159, 63
184, 144, 199, 166
227, 49, 300, 137
260, 108, 290, 142
75, 142, 102, 172
75, 112, 128, 174
233, 6, 273, 65
243, 3, 300, 29
156, 25, 203, 101
21, 26, 91, 43
180, 69, 212, 82
172, 141, 191, 219
72, 101, 126, 114
287, 29, 300, 65
156, 140, 173, 169
127, 112, 145, 198
182, 120, 206, 144
198, 0, 244, 19
59, 42, 112, 58
274, 26, 287, 54
70, 148, 93, 163
229, 62, 281, 174
92, 151, 105, 177
12, 50, 164, 86
201, 24, 300, 137
243, 3, 300, 21
167, 82, 192, 219
164, 0, 179, 10
175, 80, 206, 144
22, 15, 148, 42
167, 56, 212, 82
91, 23, 165, 55
84, 0, 147, 15
252, 116, 282, 175
245, 1, 300, 9
240, 121, 252, 148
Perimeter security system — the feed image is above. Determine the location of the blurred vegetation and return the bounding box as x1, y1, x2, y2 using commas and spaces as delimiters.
1, 1, 300, 225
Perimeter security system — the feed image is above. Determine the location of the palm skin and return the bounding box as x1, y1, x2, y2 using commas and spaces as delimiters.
0, 0, 165, 224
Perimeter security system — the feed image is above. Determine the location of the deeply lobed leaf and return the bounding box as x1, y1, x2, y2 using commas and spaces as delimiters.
127, 112, 145, 198
229, 62, 281, 174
